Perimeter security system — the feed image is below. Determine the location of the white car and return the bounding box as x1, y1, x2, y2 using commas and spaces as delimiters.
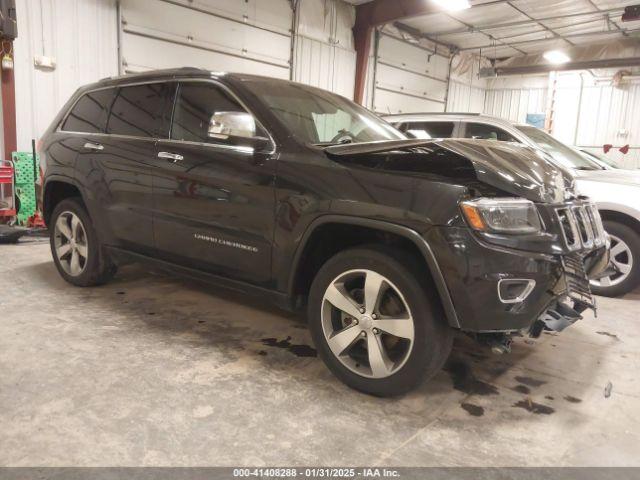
383, 113, 640, 297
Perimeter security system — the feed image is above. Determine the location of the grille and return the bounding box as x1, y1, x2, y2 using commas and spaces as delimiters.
562, 255, 595, 308
556, 203, 605, 251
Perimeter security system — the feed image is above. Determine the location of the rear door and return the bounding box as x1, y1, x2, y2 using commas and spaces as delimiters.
152, 80, 276, 285
73, 82, 174, 254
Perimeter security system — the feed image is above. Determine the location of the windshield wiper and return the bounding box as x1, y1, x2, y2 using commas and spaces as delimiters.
314, 139, 354, 147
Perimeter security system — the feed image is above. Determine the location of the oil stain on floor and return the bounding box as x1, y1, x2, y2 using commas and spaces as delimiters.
513, 399, 555, 415
261, 336, 317, 357
445, 361, 499, 396
460, 403, 485, 417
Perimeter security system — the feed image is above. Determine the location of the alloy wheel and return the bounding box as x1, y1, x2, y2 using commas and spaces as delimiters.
321, 269, 415, 379
591, 234, 633, 288
54, 211, 89, 277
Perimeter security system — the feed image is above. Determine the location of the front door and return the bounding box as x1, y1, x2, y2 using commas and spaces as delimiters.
152, 81, 276, 286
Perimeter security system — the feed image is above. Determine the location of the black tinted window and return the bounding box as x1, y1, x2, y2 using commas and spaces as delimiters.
464, 123, 517, 142
62, 89, 115, 133
401, 121, 455, 139
106, 83, 171, 137
172, 83, 263, 144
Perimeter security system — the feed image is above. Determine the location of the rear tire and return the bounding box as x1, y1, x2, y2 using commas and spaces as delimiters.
50, 198, 117, 287
590, 221, 640, 297
308, 246, 453, 397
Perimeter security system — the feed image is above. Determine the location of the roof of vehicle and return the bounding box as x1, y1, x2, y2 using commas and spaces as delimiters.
381, 112, 526, 129
86, 68, 309, 92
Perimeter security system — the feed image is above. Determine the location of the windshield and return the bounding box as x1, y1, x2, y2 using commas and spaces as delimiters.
243, 80, 404, 145
516, 126, 603, 171
581, 149, 620, 169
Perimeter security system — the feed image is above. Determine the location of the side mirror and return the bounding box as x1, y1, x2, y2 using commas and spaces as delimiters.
208, 111, 273, 154
208, 111, 257, 140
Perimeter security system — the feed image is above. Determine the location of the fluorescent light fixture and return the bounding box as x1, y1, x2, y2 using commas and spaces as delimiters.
544, 50, 571, 65
433, 0, 471, 12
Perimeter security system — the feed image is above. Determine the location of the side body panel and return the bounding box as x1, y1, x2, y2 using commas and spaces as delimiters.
152, 140, 276, 285
74, 135, 157, 253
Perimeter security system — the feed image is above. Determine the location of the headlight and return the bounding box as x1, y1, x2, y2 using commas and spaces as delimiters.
460, 198, 542, 234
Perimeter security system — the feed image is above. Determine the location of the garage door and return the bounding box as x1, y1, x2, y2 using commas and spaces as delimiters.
119, 0, 292, 79
373, 34, 450, 114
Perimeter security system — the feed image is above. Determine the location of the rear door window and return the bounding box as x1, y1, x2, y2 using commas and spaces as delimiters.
399, 121, 455, 139
463, 122, 517, 142
62, 88, 116, 133
106, 83, 174, 138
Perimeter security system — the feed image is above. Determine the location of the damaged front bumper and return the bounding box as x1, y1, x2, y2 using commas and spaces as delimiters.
424, 223, 609, 336
530, 244, 610, 337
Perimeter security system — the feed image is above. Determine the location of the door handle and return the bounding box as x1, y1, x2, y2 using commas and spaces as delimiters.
158, 151, 184, 163
84, 142, 104, 151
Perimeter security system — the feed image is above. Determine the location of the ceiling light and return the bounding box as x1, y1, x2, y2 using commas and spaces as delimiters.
544, 50, 571, 65
433, 0, 471, 12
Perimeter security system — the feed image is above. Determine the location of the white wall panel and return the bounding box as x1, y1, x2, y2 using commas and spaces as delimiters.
483, 88, 547, 124
122, 32, 289, 79
377, 35, 449, 81
292, 0, 357, 99
374, 89, 445, 115
120, 0, 291, 76
447, 81, 485, 113
297, 0, 354, 49
483, 72, 640, 169
373, 34, 448, 114
293, 35, 355, 99
14, 0, 118, 151
557, 78, 640, 169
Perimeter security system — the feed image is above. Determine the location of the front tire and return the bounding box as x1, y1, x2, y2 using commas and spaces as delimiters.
590, 221, 640, 297
308, 247, 453, 397
50, 198, 117, 287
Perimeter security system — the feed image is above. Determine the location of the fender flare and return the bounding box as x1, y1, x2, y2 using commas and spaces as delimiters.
42, 175, 85, 224
289, 215, 460, 328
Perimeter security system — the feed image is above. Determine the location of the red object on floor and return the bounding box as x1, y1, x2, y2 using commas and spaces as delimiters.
603, 144, 613, 153
27, 211, 46, 228
0, 160, 15, 218
619, 144, 630, 155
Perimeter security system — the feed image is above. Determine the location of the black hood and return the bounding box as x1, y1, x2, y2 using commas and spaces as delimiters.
324, 138, 576, 204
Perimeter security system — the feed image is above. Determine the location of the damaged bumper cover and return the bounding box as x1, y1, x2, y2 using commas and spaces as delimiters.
424, 220, 609, 335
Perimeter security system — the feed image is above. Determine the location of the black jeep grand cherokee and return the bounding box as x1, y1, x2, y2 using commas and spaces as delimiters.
41, 68, 609, 396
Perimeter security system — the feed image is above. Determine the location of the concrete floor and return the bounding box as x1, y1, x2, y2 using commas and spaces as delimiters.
1, 239, 639, 467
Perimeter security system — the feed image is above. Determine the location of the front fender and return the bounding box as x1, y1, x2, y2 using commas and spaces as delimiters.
287, 215, 461, 329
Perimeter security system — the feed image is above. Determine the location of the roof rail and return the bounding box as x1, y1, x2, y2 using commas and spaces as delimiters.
383, 112, 482, 117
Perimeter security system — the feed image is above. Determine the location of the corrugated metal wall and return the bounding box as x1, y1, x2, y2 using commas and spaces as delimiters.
553, 73, 640, 169
12, 0, 639, 169
446, 81, 485, 113
483, 88, 547, 123
483, 75, 548, 124
12, 0, 356, 149
14, 0, 118, 151
483, 72, 640, 169
446, 55, 487, 113
292, 0, 356, 99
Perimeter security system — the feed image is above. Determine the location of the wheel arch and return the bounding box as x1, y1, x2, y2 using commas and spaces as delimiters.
288, 215, 460, 328
599, 209, 640, 236
43, 177, 85, 227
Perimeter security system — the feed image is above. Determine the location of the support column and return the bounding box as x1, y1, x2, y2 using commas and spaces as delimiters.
353, 23, 373, 105
1, 40, 16, 159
